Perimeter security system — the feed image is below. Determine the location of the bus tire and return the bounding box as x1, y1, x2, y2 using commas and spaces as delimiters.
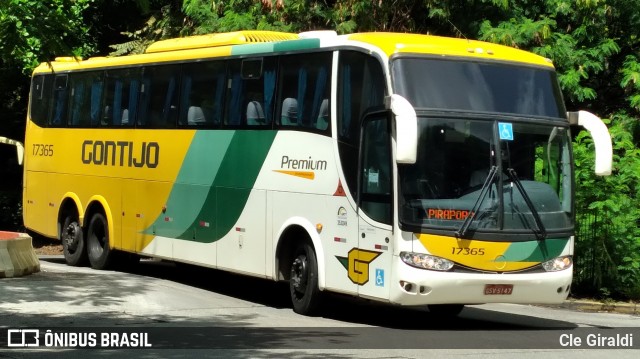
427, 304, 465, 318
86, 212, 113, 270
61, 214, 87, 266
289, 241, 322, 315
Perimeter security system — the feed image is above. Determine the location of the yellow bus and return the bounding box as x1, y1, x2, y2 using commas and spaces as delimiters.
24, 30, 612, 316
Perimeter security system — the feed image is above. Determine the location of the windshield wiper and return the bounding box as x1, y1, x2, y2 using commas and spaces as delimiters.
456, 165, 498, 238
505, 168, 547, 240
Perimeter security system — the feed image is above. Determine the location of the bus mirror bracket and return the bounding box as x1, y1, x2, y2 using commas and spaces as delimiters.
567, 110, 612, 176
0, 137, 24, 166
386, 94, 417, 164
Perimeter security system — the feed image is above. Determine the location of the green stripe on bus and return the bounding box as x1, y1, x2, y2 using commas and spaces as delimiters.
273, 38, 320, 52
501, 238, 569, 262
146, 130, 277, 243
143, 131, 234, 238
230, 38, 320, 56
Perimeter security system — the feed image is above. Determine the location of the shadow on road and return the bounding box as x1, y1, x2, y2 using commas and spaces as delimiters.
34, 257, 579, 331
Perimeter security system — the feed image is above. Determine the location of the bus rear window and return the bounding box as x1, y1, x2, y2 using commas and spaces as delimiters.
30, 75, 53, 126
391, 57, 565, 118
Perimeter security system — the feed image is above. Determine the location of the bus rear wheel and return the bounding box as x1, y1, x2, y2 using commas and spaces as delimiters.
289, 242, 322, 315
61, 214, 87, 266
86, 212, 113, 270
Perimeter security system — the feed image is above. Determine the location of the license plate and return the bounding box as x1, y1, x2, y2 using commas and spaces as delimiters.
484, 284, 513, 295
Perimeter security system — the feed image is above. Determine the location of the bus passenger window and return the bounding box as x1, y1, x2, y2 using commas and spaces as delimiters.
225, 58, 276, 127
68, 72, 103, 127
51, 75, 68, 127
277, 52, 331, 130
180, 61, 226, 127
103, 68, 140, 127
139, 65, 181, 128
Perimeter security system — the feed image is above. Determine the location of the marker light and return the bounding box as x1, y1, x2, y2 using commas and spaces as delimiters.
542, 255, 573, 272
400, 252, 454, 271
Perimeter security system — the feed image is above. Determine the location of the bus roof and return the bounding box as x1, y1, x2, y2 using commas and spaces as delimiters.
32, 30, 553, 74
346, 32, 553, 67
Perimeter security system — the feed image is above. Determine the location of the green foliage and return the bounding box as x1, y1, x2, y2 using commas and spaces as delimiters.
0, 191, 22, 231
574, 113, 640, 298
0, 0, 95, 73
621, 55, 640, 111
110, 2, 184, 55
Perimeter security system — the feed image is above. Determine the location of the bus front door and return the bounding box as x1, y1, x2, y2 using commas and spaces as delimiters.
357, 112, 393, 300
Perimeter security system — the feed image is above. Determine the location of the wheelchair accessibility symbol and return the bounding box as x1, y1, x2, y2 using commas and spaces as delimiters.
375, 269, 385, 287
498, 122, 514, 141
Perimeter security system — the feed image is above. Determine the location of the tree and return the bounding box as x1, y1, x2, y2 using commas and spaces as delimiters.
0, 0, 95, 73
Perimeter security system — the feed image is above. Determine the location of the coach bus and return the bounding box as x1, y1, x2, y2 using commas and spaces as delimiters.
24, 30, 612, 316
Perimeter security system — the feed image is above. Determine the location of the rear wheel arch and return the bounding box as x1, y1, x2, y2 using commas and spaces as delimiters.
83, 196, 115, 249
57, 194, 83, 234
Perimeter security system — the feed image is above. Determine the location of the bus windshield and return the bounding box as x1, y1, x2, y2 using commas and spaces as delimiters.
391, 57, 565, 118
398, 117, 573, 238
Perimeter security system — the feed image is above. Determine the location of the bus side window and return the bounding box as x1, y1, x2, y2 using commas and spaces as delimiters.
103, 68, 140, 127
138, 65, 181, 128
277, 52, 332, 131
180, 61, 226, 127
225, 58, 276, 127
51, 75, 68, 127
68, 71, 103, 127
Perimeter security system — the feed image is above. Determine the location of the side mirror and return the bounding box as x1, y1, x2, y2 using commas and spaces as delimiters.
567, 111, 612, 176
386, 94, 417, 164
0, 137, 24, 166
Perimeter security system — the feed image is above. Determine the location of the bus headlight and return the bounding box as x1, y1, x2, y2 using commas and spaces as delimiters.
542, 255, 572, 272
400, 252, 454, 271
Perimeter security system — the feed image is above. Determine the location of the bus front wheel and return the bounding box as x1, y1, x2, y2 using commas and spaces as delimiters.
86, 212, 113, 270
61, 214, 87, 266
289, 242, 322, 315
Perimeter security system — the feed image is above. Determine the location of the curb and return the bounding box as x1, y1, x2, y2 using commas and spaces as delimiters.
544, 299, 640, 315
0, 231, 41, 278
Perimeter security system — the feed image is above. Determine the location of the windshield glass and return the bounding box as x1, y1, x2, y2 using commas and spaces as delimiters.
398, 118, 573, 237
392, 57, 565, 118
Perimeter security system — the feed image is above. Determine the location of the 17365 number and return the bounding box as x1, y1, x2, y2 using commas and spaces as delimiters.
32, 144, 54, 156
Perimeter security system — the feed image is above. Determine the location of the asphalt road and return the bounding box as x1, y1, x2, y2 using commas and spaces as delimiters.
0, 257, 638, 358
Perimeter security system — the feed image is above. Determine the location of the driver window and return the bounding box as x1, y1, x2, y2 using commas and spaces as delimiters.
360, 114, 392, 225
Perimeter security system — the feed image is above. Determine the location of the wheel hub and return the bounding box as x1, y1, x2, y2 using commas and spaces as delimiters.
291, 255, 308, 294
63, 222, 81, 251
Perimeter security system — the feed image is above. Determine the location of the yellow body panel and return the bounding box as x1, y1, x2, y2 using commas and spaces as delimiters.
32, 46, 234, 74
145, 31, 298, 53
347, 33, 553, 67
23, 122, 194, 249
416, 234, 539, 271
